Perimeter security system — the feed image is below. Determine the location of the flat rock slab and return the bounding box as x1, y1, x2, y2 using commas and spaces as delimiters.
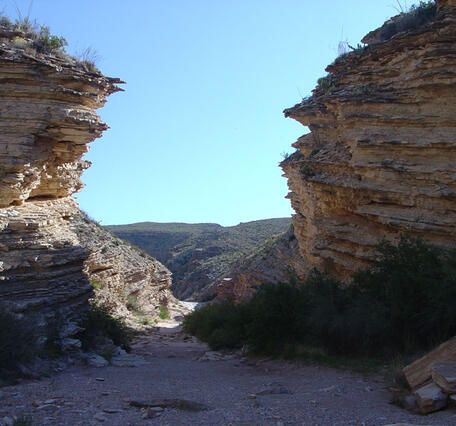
414, 382, 447, 414
129, 398, 208, 412
403, 336, 456, 390
431, 361, 456, 393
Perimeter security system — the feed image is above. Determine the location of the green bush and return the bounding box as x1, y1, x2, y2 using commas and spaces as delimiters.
379, 1, 437, 41
183, 302, 250, 350
246, 283, 309, 354
77, 305, 131, 352
33, 26, 67, 54
159, 305, 170, 320
183, 235, 456, 358
315, 73, 337, 95
0, 305, 39, 376
89, 278, 103, 290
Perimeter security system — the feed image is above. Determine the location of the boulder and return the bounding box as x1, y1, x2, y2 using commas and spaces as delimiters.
431, 361, 456, 394
86, 354, 108, 368
403, 337, 456, 390
414, 382, 447, 414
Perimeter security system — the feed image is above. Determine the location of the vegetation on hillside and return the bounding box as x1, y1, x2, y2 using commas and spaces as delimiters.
107, 218, 292, 300
183, 235, 456, 359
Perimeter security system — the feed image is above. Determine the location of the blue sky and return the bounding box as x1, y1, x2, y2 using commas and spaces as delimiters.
5, 0, 421, 225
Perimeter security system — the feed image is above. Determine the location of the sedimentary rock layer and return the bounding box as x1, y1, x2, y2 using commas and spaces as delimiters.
215, 226, 307, 303
0, 29, 180, 334
73, 212, 185, 324
281, 0, 456, 277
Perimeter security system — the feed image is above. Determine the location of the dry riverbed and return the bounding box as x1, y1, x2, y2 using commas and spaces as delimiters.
1, 321, 456, 425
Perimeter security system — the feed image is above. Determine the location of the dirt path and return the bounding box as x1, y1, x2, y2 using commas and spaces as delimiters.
1, 322, 455, 425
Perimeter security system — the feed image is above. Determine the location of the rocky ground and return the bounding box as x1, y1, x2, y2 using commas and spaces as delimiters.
1, 322, 456, 426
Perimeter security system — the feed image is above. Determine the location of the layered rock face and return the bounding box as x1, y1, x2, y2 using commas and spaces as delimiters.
0, 30, 180, 334
214, 226, 308, 303
281, 0, 456, 277
72, 213, 186, 324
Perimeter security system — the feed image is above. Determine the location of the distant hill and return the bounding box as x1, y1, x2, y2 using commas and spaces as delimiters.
106, 218, 291, 300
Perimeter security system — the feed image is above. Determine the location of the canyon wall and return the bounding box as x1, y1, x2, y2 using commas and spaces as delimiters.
0, 28, 179, 338
281, 0, 456, 277
214, 226, 308, 303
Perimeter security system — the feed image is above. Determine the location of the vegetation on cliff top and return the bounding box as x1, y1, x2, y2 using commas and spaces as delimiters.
377, 1, 437, 42
0, 14, 99, 72
184, 235, 456, 359
307, 1, 437, 100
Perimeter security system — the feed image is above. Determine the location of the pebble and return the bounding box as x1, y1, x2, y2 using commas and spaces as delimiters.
36, 404, 59, 411
44, 398, 62, 404
94, 412, 107, 422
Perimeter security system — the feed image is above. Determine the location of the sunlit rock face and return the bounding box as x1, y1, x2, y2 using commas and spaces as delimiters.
0, 29, 177, 335
281, 0, 456, 278
214, 226, 308, 303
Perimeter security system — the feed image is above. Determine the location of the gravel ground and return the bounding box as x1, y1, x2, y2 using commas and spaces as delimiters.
1, 323, 456, 426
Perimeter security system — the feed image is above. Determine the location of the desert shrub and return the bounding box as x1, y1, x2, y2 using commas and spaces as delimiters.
183, 302, 250, 350
77, 305, 131, 352
0, 16, 13, 29
0, 305, 39, 376
33, 25, 67, 53
89, 278, 103, 290
315, 73, 337, 95
75, 46, 100, 72
300, 164, 314, 178
246, 283, 309, 354
378, 1, 437, 41
159, 305, 170, 320
183, 235, 456, 358
352, 235, 456, 352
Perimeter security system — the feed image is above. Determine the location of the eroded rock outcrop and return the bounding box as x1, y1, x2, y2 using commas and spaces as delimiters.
73, 213, 187, 324
0, 28, 180, 337
281, 0, 456, 277
214, 226, 307, 303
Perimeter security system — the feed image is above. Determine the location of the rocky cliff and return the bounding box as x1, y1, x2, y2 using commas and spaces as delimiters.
281, 0, 456, 278
214, 225, 308, 303
0, 27, 179, 339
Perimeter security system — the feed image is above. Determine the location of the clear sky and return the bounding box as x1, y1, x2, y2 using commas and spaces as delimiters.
4, 0, 421, 226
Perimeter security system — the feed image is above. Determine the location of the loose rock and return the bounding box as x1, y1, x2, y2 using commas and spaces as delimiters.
414, 382, 447, 414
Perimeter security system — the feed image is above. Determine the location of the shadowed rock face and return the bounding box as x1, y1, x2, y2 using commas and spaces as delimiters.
0, 29, 176, 335
281, 0, 456, 278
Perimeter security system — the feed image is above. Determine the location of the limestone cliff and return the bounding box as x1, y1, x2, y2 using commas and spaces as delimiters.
0, 27, 180, 338
281, 0, 456, 278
